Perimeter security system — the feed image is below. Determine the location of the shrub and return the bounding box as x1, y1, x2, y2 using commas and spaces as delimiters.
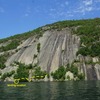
0, 40, 19, 52
1, 73, 8, 80
66, 64, 78, 77
76, 47, 91, 56
78, 73, 85, 80
37, 43, 41, 53
0, 64, 6, 69
1, 71, 15, 80
51, 66, 66, 80
0, 54, 7, 69
14, 63, 29, 79
34, 54, 37, 59
91, 43, 100, 57
76, 23, 100, 57
33, 67, 47, 79
26, 64, 33, 69
70, 64, 78, 77
7, 70, 15, 77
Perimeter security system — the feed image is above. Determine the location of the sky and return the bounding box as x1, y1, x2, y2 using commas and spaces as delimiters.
0, 0, 100, 39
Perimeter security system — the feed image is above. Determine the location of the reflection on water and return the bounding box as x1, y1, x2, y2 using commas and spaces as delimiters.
0, 81, 100, 100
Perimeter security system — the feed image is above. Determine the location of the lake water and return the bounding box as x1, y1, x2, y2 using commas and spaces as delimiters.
0, 81, 100, 100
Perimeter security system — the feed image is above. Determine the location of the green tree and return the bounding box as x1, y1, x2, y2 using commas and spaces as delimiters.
33, 67, 47, 79
51, 66, 66, 80
14, 63, 29, 80
37, 43, 41, 53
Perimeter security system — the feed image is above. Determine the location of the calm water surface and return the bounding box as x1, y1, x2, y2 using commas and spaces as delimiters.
0, 81, 100, 100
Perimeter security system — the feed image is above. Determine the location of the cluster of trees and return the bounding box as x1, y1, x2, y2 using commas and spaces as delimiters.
0, 27, 43, 45
51, 66, 66, 80
0, 53, 9, 69
77, 43, 100, 57
45, 18, 100, 30
0, 61, 85, 81
66, 64, 78, 77
1, 70, 15, 80
33, 67, 47, 79
0, 40, 19, 52
14, 63, 29, 80
51, 64, 85, 80
14, 62, 47, 81
0, 55, 6, 69
76, 25, 100, 57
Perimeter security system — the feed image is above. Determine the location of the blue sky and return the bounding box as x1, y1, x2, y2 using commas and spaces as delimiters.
0, 0, 100, 39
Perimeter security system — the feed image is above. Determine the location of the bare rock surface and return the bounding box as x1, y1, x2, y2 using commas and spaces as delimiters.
4, 28, 80, 74
65, 71, 74, 80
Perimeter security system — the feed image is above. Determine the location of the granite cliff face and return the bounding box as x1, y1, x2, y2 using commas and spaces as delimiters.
5, 28, 80, 71
75, 55, 100, 80
0, 19, 100, 81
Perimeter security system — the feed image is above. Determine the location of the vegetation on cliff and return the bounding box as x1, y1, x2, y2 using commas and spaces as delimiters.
14, 63, 29, 79
0, 53, 10, 69
0, 27, 43, 52
0, 40, 19, 52
1, 70, 15, 80
51, 64, 85, 81
51, 66, 66, 80
13, 62, 47, 80
33, 67, 47, 79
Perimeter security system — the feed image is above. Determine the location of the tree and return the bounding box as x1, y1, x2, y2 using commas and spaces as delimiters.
51, 66, 66, 80
37, 43, 41, 53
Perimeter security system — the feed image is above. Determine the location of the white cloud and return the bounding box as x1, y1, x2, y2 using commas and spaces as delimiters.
83, 0, 93, 6
86, 7, 93, 11
44, 0, 100, 20
73, 0, 93, 15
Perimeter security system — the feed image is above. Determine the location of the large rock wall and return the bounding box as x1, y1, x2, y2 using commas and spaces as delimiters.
4, 28, 80, 73
1, 28, 100, 80
75, 55, 100, 80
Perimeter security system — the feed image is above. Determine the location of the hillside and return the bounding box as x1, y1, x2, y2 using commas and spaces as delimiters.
0, 18, 100, 81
